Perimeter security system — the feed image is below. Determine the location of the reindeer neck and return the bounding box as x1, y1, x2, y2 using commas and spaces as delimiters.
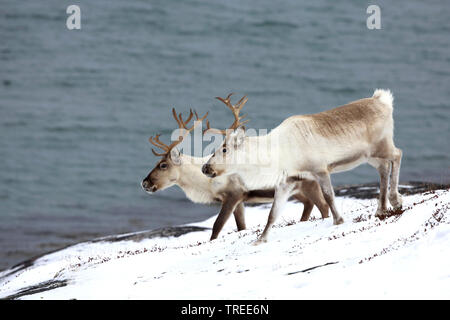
175, 154, 217, 204
238, 129, 285, 189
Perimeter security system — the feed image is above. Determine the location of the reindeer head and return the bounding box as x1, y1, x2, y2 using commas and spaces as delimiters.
142, 109, 208, 193
202, 93, 249, 178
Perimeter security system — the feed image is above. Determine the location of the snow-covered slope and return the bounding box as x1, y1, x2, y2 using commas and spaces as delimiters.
0, 186, 449, 300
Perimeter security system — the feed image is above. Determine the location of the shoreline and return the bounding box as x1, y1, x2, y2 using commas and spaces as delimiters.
0, 183, 448, 299
1, 181, 449, 275
0, 181, 448, 276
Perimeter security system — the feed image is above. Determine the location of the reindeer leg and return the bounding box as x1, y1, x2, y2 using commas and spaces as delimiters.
368, 157, 391, 217
299, 199, 314, 221
299, 180, 330, 219
233, 202, 246, 231
388, 148, 403, 209
254, 177, 296, 245
210, 196, 240, 240
316, 199, 330, 219
314, 172, 344, 225
291, 192, 313, 221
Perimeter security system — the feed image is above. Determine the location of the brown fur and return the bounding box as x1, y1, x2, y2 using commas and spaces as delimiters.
328, 152, 366, 171
208, 180, 330, 240
287, 98, 390, 148
143, 159, 330, 240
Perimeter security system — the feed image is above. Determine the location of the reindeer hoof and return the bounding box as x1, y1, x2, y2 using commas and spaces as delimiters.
389, 193, 403, 209
253, 238, 267, 246
333, 217, 344, 225
375, 209, 387, 218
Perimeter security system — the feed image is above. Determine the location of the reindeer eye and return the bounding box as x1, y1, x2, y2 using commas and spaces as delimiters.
222, 148, 227, 153
160, 162, 168, 170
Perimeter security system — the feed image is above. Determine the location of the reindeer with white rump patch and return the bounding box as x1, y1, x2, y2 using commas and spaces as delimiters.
142, 96, 329, 240
202, 90, 403, 244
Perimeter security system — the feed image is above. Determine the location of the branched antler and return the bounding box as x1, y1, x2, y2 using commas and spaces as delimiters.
194, 110, 209, 123
149, 108, 209, 157
172, 108, 194, 135
204, 93, 249, 135
149, 134, 170, 156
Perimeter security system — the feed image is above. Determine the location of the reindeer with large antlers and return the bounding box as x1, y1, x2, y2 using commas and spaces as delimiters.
142, 96, 329, 240
203, 89, 403, 244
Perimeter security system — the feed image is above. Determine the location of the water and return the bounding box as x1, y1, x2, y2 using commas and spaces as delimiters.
0, 0, 449, 270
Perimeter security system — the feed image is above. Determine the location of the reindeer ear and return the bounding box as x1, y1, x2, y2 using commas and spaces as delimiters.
170, 148, 182, 165
229, 128, 245, 148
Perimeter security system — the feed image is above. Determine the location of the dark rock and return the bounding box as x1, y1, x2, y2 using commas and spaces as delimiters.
1, 280, 68, 300
334, 181, 449, 199
88, 226, 209, 243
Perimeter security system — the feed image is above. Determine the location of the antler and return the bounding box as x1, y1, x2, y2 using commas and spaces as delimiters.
194, 110, 209, 123
172, 108, 194, 136
216, 93, 249, 130
204, 93, 249, 136
149, 134, 171, 157
149, 108, 209, 157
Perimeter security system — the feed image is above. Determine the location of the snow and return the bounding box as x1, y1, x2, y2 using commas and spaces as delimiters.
0, 189, 449, 300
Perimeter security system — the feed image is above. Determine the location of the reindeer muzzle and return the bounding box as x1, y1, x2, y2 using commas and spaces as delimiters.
202, 164, 217, 178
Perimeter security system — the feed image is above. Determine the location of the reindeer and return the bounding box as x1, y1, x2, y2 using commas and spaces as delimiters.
202, 89, 403, 244
141, 97, 329, 240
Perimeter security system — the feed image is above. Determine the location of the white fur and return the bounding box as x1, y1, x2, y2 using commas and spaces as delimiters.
176, 154, 230, 204
209, 89, 397, 185
206, 90, 403, 242
373, 88, 394, 108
